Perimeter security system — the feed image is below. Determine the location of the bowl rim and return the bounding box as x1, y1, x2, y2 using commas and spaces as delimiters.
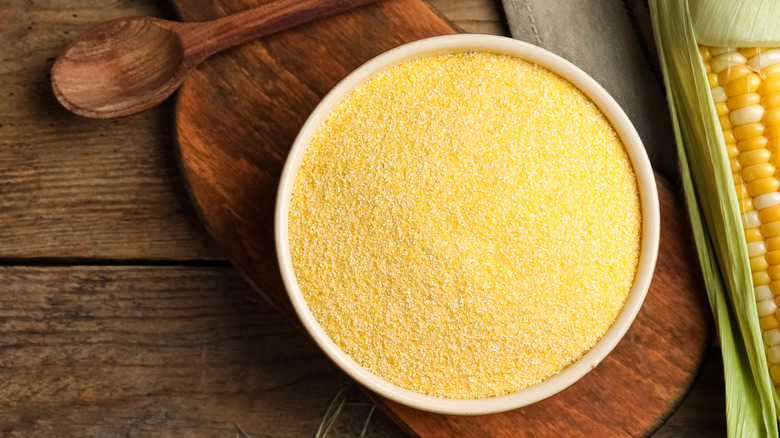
274, 34, 660, 415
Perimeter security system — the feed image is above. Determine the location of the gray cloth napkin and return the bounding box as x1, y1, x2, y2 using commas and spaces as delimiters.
502, 0, 679, 184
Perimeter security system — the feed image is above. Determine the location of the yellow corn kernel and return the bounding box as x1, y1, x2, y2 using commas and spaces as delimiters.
735, 172, 746, 186
760, 205, 780, 223
720, 115, 734, 130
761, 63, 780, 77
763, 92, 780, 109
768, 125, 780, 140
773, 281, 780, 296
762, 315, 780, 330
768, 344, 780, 363
754, 255, 771, 272
736, 182, 750, 199
760, 75, 780, 96
731, 158, 742, 173
708, 72, 719, 88
740, 47, 761, 58
765, 108, 780, 126
729, 93, 761, 110
743, 163, 776, 182
735, 123, 766, 140
724, 129, 737, 144
741, 148, 772, 166
720, 64, 753, 84
771, 154, 780, 169
740, 196, 755, 213
768, 236, 780, 251
756, 271, 772, 285
771, 365, 780, 384
727, 144, 741, 158
715, 102, 730, 116
748, 176, 780, 196
771, 265, 780, 280
726, 73, 761, 96
764, 221, 780, 238
769, 250, 780, 265
738, 136, 769, 152
747, 227, 764, 242
700, 46, 712, 61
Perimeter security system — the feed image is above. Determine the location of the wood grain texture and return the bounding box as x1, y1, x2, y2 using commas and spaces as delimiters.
653, 345, 727, 437
173, 0, 713, 435
0, 266, 403, 437
0, 0, 222, 260
427, 0, 509, 35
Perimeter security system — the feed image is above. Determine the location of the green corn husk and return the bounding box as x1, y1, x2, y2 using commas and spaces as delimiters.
650, 0, 780, 435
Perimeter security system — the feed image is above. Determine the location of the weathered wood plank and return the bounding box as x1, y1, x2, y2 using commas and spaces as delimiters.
0, 1, 220, 259
0, 264, 726, 438
0, 265, 407, 437
427, 0, 508, 35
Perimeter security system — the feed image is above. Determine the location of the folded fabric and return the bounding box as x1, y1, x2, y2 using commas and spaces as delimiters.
502, 0, 679, 184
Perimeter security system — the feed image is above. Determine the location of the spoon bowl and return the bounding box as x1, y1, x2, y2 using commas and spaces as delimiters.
52, 18, 185, 117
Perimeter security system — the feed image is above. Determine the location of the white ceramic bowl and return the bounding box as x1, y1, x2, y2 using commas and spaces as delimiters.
275, 34, 660, 415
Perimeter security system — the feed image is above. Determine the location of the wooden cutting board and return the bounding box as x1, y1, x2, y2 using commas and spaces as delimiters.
172, 0, 713, 436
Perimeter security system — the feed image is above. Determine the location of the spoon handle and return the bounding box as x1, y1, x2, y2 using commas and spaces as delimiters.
181, 0, 380, 61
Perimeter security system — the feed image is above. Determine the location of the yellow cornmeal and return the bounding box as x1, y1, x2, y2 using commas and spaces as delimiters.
288, 52, 641, 399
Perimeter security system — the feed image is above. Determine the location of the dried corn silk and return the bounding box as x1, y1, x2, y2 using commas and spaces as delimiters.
288, 52, 642, 399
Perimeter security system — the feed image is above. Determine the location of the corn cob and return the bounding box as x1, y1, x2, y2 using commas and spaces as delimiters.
701, 45, 780, 388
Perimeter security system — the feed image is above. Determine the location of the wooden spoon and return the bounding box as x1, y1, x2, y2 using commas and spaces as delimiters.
51, 0, 377, 118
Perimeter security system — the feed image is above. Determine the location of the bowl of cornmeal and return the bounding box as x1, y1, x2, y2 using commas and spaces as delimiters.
275, 34, 660, 414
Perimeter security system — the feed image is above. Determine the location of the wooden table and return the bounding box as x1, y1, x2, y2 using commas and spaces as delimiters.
2, 0, 725, 436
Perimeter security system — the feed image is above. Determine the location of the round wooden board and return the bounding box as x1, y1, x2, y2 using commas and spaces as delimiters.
172, 0, 713, 436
